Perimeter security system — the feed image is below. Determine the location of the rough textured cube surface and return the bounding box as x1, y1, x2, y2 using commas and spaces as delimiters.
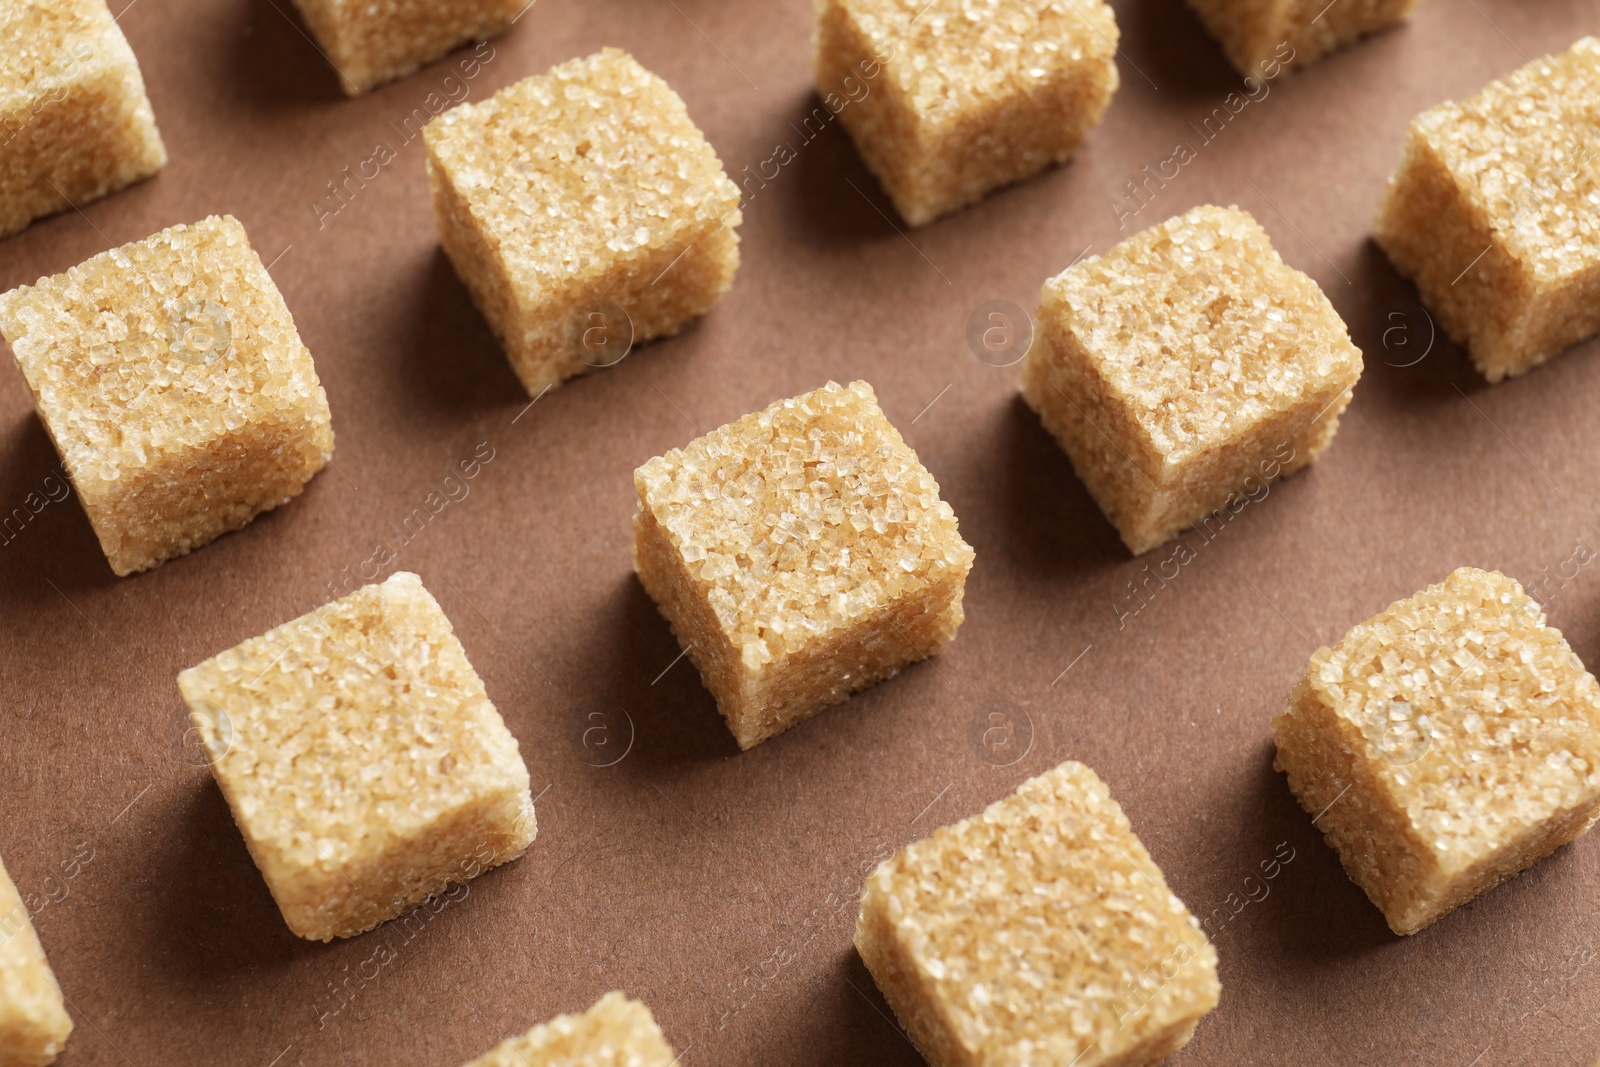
0, 0, 165, 239
1019, 204, 1363, 555
1374, 37, 1600, 382
1273, 567, 1600, 935
462, 992, 675, 1067
0, 857, 72, 1067
425, 48, 741, 395
633, 380, 973, 749
290, 0, 520, 95
177, 571, 535, 942
815, 0, 1119, 227
1185, 0, 1418, 77
856, 761, 1219, 1067
0, 215, 334, 576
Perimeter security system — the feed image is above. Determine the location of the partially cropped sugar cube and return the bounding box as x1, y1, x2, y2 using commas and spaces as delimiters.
177, 571, 536, 942
1374, 37, 1600, 383
462, 992, 676, 1067
856, 761, 1219, 1067
1019, 204, 1363, 555
0, 856, 73, 1066
814, 0, 1119, 227
0, 215, 334, 576
289, 0, 519, 95
425, 48, 742, 396
0, 0, 166, 239
1273, 567, 1600, 936
633, 380, 974, 750
1185, 0, 1418, 78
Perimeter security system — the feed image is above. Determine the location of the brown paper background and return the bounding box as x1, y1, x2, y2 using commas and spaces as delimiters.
2, 0, 1599, 1063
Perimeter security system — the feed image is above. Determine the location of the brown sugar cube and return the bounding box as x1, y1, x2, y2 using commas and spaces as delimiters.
814, 0, 1119, 227
1185, 0, 1418, 78
1273, 567, 1600, 935
0, 857, 73, 1066
177, 571, 536, 942
425, 48, 742, 396
633, 380, 974, 750
0, 0, 166, 239
1019, 204, 1363, 555
856, 761, 1220, 1067
0, 215, 334, 576
289, 0, 521, 96
1374, 37, 1600, 383
462, 992, 676, 1067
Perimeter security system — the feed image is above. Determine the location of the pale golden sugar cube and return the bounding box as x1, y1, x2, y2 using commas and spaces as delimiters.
633, 380, 974, 750
289, 0, 520, 96
462, 992, 676, 1067
1185, 0, 1418, 78
0, 0, 166, 239
0, 857, 72, 1067
177, 571, 536, 942
1374, 37, 1600, 382
856, 762, 1220, 1067
1019, 204, 1363, 555
1273, 567, 1600, 936
0, 215, 334, 576
814, 0, 1119, 228
425, 48, 742, 396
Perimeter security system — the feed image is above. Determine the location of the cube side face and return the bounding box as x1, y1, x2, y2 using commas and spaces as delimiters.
0, 0, 165, 238
1376, 38, 1600, 381
177, 572, 535, 941
633, 380, 974, 748
1188, 0, 1416, 76
856, 762, 1219, 1067
0, 215, 333, 575
1281, 0, 1418, 72
425, 48, 742, 395
1274, 567, 1600, 934
0, 859, 72, 1067
818, 0, 1118, 227
1182, 0, 1293, 79
465, 992, 675, 1067
640, 499, 969, 748
291, 0, 521, 95
1020, 205, 1362, 554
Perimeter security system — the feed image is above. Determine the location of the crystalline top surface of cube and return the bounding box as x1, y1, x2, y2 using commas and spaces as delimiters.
867, 761, 1216, 1063
177, 571, 530, 873
838, 0, 1118, 137
0, 215, 330, 490
424, 47, 741, 300
1045, 204, 1360, 468
1416, 36, 1600, 285
634, 380, 972, 671
1306, 567, 1600, 872
0, 0, 109, 99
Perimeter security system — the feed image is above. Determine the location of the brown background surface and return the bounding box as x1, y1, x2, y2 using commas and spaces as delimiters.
2, 0, 1599, 1063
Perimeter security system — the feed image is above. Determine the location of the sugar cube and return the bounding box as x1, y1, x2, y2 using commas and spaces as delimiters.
0, 215, 334, 576
0, 0, 165, 238
1185, 0, 1418, 78
461, 992, 676, 1067
177, 571, 536, 942
814, 0, 1120, 227
633, 380, 974, 749
1374, 36, 1600, 382
1019, 204, 1363, 555
0, 856, 72, 1067
856, 761, 1220, 1067
1273, 567, 1600, 935
289, 0, 521, 96
425, 48, 742, 396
